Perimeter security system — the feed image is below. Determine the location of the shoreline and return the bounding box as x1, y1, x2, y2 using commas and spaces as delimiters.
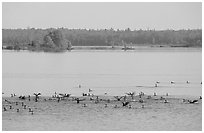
2, 46, 202, 52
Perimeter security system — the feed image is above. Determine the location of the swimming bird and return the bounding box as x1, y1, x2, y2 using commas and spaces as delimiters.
171, 81, 175, 84
9, 106, 12, 109
186, 81, 190, 84
153, 92, 157, 96
156, 81, 160, 84
128, 104, 132, 109
166, 93, 169, 96
88, 89, 93, 92
199, 96, 202, 99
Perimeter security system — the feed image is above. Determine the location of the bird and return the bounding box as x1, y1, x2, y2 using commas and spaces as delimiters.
155, 84, 158, 87
82, 104, 87, 107
114, 105, 118, 108
164, 100, 169, 103
3, 107, 7, 111
122, 101, 130, 107
88, 89, 93, 92
34, 93, 41, 102
171, 81, 175, 84
114, 96, 123, 101
75, 98, 85, 104
29, 108, 32, 112
199, 96, 202, 99
186, 81, 190, 84
153, 92, 157, 96
188, 100, 198, 104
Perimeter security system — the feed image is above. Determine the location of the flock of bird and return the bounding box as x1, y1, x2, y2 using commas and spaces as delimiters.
2, 84, 202, 116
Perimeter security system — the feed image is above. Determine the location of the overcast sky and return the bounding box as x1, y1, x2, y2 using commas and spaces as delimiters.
2, 2, 202, 30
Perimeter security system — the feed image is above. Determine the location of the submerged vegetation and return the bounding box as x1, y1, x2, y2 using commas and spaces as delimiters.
2, 28, 202, 52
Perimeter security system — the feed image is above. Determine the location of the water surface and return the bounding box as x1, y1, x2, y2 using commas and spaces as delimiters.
2, 49, 202, 96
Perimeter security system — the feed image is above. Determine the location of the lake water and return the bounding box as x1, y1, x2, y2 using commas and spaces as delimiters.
2, 48, 202, 97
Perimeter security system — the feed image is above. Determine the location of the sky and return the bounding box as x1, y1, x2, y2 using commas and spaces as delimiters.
2, 2, 202, 30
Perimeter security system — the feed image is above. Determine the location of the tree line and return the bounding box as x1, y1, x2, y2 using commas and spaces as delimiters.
2, 28, 202, 51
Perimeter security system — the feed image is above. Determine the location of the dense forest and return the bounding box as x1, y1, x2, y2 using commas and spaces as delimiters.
2, 28, 202, 52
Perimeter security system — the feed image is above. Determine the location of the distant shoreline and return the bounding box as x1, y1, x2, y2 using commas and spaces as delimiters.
2, 45, 202, 52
